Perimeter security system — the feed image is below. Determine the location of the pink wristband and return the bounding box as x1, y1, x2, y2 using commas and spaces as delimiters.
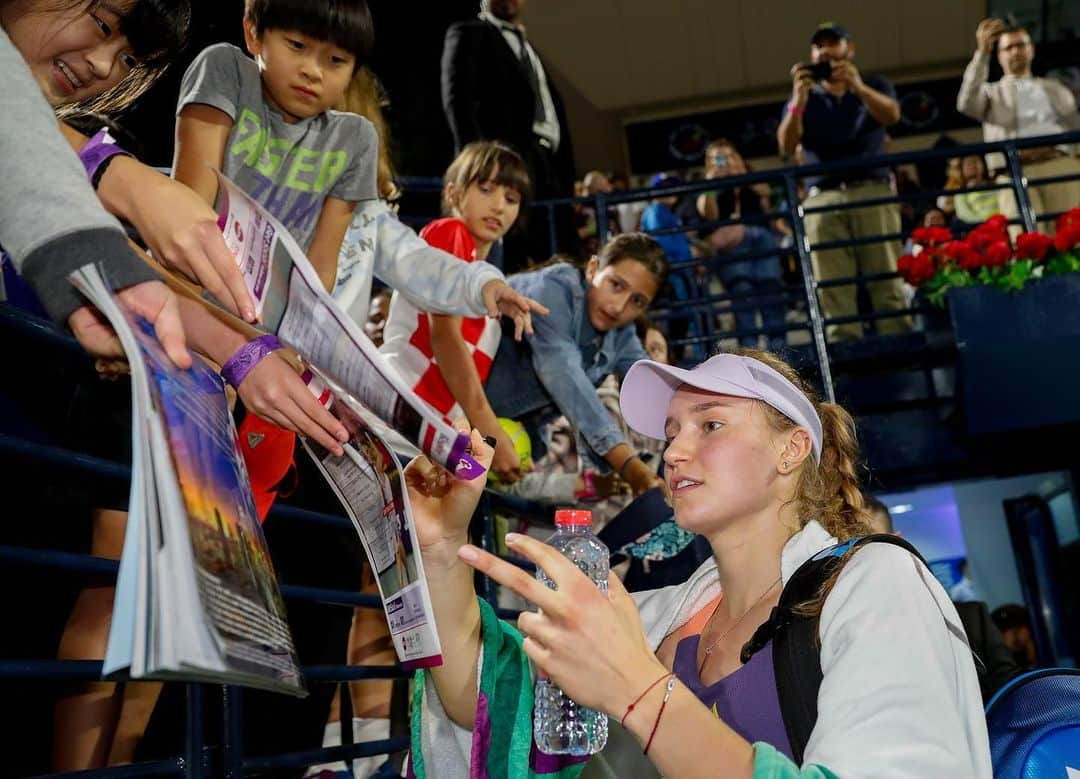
786, 101, 806, 117
221, 334, 283, 389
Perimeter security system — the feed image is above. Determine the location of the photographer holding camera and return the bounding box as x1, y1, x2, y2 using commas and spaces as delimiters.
778, 22, 911, 342
957, 18, 1080, 233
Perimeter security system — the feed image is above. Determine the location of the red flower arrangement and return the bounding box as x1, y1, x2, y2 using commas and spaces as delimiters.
897, 208, 1080, 305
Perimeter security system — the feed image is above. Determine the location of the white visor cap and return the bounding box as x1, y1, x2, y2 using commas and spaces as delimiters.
620, 354, 823, 462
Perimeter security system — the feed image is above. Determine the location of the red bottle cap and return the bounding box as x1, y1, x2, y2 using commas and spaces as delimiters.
555, 509, 592, 527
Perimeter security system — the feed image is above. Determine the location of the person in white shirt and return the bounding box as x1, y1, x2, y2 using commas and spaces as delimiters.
957, 19, 1080, 232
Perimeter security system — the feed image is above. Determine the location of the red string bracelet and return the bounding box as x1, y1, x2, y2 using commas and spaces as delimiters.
643, 675, 678, 755
620, 671, 672, 728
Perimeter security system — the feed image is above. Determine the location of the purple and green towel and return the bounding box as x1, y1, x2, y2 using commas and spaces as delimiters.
409, 597, 585, 779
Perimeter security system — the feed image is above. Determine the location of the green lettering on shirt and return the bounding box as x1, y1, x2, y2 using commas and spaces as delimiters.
230, 108, 266, 166
228, 109, 350, 195
285, 147, 320, 193
255, 137, 290, 179
315, 151, 347, 194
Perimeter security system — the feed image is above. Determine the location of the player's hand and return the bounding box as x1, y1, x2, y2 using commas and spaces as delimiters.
405, 425, 493, 568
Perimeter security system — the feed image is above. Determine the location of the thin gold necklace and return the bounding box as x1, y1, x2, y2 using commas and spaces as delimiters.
697, 575, 782, 676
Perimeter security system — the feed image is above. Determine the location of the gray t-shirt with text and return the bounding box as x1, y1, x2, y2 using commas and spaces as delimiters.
178, 43, 377, 249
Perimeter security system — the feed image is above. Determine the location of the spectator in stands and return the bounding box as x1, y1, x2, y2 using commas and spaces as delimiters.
174, 0, 376, 293
406, 352, 991, 777
441, 0, 575, 269
953, 154, 1000, 230
904, 208, 953, 255
957, 19, 1080, 232
576, 169, 619, 257
332, 67, 546, 355
922, 207, 949, 229
937, 157, 964, 219
991, 604, 1039, 671
637, 317, 671, 365
778, 22, 912, 341
380, 141, 530, 483
485, 233, 669, 497
611, 169, 646, 233
950, 559, 980, 603
696, 139, 786, 353
584, 170, 612, 197
642, 174, 699, 359
642, 174, 693, 270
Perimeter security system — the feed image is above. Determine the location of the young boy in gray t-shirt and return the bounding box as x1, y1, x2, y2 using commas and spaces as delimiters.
174, 0, 377, 291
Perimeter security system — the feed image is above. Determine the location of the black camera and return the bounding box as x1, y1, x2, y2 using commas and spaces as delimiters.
798, 60, 832, 81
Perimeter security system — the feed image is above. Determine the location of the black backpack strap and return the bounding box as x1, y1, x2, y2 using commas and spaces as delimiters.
740, 534, 927, 764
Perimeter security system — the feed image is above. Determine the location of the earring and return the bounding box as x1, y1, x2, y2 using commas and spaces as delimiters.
781, 461, 789, 471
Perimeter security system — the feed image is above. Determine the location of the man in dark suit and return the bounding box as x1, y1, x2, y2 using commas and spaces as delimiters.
441, 0, 576, 270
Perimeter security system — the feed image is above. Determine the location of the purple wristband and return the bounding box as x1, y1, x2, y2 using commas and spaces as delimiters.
79, 128, 133, 189
221, 334, 283, 389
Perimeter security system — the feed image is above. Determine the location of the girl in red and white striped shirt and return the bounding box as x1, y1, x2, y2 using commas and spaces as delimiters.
380, 141, 531, 482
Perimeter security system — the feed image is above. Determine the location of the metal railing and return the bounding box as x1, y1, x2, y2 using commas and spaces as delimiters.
404, 129, 1080, 403
575, 130, 1079, 402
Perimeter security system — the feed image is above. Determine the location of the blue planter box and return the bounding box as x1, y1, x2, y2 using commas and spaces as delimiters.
948, 274, 1080, 434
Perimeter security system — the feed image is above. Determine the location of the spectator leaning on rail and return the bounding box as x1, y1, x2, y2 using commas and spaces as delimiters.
777, 22, 912, 342
957, 18, 1080, 233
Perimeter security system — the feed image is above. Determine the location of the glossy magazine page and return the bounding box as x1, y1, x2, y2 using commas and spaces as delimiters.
214, 171, 483, 483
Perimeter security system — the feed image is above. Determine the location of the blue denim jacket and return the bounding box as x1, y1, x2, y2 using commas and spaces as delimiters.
486, 263, 647, 457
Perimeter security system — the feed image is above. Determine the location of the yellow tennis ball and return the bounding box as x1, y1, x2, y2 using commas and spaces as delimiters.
498, 418, 532, 468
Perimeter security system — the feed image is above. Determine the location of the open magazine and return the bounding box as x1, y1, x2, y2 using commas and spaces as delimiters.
301, 367, 442, 669
214, 171, 483, 483
72, 265, 305, 696
212, 172, 452, 668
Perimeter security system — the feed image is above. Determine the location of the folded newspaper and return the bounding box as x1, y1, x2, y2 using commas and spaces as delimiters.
73, 265, 306, 696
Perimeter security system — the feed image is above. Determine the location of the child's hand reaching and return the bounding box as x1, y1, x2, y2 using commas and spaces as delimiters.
623, 456, 667, 497
235, 354, 348, 457
481, 279, 550, 341
100, 159, 258, 322
491, 425, 531, 483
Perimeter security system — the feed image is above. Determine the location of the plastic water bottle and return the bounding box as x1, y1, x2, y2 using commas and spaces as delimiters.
533, 509, 609, 755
